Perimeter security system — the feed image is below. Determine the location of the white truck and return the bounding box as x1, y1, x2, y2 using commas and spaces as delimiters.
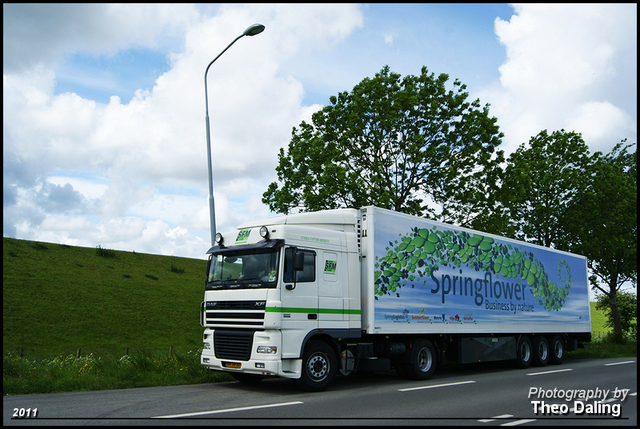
200, 206, 591, 391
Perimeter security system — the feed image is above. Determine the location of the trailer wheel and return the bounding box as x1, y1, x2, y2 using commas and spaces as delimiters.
404, 339, 437, 380
532, 336, 549, 367
294, 340, 337, 392
514, 335, 532, 368
549, 335, 565, 365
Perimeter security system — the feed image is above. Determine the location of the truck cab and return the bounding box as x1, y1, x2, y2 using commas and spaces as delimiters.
200, 209, 362, 390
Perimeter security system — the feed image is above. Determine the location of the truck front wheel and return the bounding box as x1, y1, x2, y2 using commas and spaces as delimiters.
294, 340, 337, 392
404, 339, 437, 380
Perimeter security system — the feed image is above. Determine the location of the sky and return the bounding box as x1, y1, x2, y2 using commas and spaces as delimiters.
3, 4, 638, 267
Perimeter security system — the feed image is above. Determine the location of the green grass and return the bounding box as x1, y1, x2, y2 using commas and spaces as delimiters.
3, 237, 208, 358
3, 349, 232, 395
589, 301, 611, 335
567, 336, 637, 359
3, 237, 237, 395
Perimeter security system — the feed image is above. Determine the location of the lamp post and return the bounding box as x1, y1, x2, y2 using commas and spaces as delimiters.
204, 23, 265, 246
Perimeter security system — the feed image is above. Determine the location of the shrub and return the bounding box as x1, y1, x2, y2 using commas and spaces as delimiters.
96, 245, 116, 258
170, 264, 185, 274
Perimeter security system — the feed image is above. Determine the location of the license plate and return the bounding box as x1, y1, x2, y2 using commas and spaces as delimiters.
223, 361, 241, 369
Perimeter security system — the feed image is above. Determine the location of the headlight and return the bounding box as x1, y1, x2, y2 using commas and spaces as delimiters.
257, 345, 277, 354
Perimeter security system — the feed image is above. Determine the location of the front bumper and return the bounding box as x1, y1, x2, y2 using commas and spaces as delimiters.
200, 328, 302, 379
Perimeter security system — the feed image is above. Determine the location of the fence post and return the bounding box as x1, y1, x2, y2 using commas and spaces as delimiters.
170, 345, 174, 356
77, 348, 81, 359
125, 347, 129, 356
20, 348, 24, 358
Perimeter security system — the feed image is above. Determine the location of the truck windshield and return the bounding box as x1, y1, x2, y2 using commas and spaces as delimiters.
207, 249, 279, 290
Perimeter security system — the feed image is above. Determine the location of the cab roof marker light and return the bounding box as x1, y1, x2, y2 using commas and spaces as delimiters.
215, 232, 224, 246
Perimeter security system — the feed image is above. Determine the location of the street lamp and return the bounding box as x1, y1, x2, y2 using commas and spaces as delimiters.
204, 23, 265, 246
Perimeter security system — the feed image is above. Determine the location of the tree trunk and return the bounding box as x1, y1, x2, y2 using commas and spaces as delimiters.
607, 280, 623, 339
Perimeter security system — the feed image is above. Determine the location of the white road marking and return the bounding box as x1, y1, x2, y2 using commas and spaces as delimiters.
604, 360, 636, 366
500, 419, 536, 426
398, 380, 476, 392
153, 401, 304, 418
478, 414, 513, 422
526, 368, 573, 376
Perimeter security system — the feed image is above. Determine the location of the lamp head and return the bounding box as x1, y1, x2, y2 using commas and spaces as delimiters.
243, 23, 265, 36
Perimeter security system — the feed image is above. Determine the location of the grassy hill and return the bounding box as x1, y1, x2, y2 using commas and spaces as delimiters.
3, 237, 208, 359
590, 301, 610, 335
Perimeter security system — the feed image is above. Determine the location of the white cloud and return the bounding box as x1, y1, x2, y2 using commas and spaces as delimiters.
3, 4, 365, 258
566, 101, 635, 146
48, 175, 109, 200
3, 3, 198, 73
479, 3, 637, 154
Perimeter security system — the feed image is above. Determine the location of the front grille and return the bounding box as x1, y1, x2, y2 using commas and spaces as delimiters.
208, 312, 264, 319
207, 301, 266, 310
214, 330, 254, 361
204, 301, 266, 327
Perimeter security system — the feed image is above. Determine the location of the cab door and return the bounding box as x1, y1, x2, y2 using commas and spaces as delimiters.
280, 247, 318, 347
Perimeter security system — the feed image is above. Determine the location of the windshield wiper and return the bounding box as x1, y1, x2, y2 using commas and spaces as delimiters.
244, 278, 266, 287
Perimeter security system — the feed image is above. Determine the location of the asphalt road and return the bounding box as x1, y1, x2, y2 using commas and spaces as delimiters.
4, 358, 636, 426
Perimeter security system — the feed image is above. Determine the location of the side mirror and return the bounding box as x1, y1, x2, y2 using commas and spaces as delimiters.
285, 249, 305, 291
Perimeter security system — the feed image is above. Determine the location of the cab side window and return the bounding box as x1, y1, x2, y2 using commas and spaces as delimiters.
283, 248, 316, 283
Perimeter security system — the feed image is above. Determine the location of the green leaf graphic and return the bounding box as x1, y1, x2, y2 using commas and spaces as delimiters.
374, 227, 571, 311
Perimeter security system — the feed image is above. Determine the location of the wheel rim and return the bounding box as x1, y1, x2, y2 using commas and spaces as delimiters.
306, 352, 329, 381
417, 347, 433, 373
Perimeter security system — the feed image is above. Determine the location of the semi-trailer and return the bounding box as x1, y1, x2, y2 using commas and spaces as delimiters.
200, 206, 591, 391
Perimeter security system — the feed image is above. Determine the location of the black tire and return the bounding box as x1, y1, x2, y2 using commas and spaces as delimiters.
532, 336, 550, 367
403, 339, 437, 381
231, 373, 265, 384
294, 340, 337, 392
514, 335, 533, 368
549, 335, 565, 365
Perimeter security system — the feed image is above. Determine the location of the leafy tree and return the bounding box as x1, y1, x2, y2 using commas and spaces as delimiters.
263, 65, 504, 227
498, 129, 593, 248
566, 141, 637, 337
595, 290, 637, 333
499, 132, 636, 336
